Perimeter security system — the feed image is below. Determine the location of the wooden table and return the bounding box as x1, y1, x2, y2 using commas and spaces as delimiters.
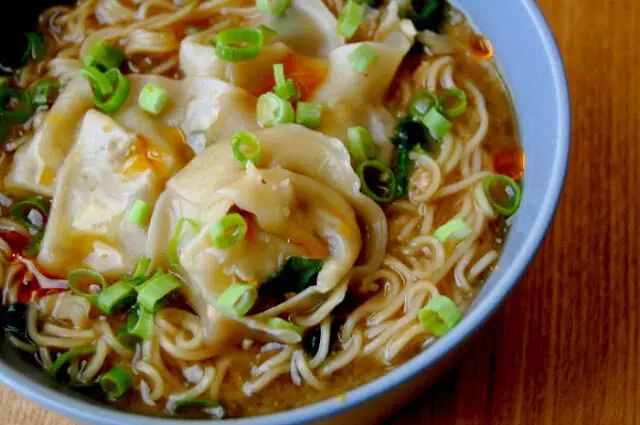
1, 0, 634, 423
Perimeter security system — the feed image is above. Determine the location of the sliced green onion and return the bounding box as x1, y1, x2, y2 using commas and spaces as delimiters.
95, 69, 130, 114
347, 44, 378, 72
274, 80, 299, 102
347, 126, 375, 164
0, 117, 8, 143
136, 272, 182, 312
99, 365, 133, 399
215, 28, 263, 62
422, 107, 452, 139
131, 256, 151, 280
273, 63, 286, 87
79, 66, 113, 97
68, 269, 107, 302
434, 218, 472, 243
168, 218, 200, 268
32, 80, 58, 107
10, 197, 49, 230
409, 91, 439, 119
418, 295, 461, 337
22, 32, 46, 63
266, 317, 303, 335
216, 282, 257, 317
47, 346, 96, 377
257, 93, 295, 128
96, 281, 136, 315
296, 102, 323, 129
209, 213, 248, 249
127, 200, 151, 226
83, 40, 125, 71
138, 83, 168, 115
483, 174, 522, 216
127, 307, 154, 340
170, 398, 226, 419
337, 1, 366, 38
357, 160, 396, 203
256, 0, 292, 16
0, 89, 34, 124
258, 25, 277, 41
439, 88, 467, 118
231, 130, 261, 167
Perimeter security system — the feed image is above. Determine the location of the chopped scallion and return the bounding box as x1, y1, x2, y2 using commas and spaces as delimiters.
357, 160, 396, 203
136, 272, 182, 312
79, 66, 113, 97
347, 126, 375, 165
418, 295, 461, 336
274, 80, 299, 102
168, 218, 200, 268
209, 213, 248, 249
95, 69, 130, 114
127, 307, 154, 340
266, 317, 303, 335
337, 1, 366, 38
483, 174, 522, 216
216, 282, 257, 317
215, 28, 263, 62
127, 200, 151, 227
231, 130, 262, 167
434, 218, 472, 243
83, 40, 124, 71
439, 88, 467, 118
32, 80, 58, 107
99, 365, 133, 399
296, 102, 323, 129
422, 107, 452, 139
273, 63, 286, 87
47, 346, 96, 377
257, 93, 295, 128
96, 281, 136, 315
347, 44, 378, 72
256, 0, 292, 16
68, 269, 107, 303
138, 83, 168, 115
409, 91, 439, 119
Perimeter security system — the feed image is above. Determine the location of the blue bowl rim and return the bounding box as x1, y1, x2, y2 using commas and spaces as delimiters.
0, 1, 571, 424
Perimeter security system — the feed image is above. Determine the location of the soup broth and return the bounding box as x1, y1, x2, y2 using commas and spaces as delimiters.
0, 0, 523, 419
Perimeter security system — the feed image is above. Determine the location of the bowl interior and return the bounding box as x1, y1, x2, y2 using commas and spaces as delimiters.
0, 1, 569, 424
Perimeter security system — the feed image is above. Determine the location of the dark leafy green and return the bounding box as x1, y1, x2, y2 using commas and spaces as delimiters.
260, 257, 324, 296
392, 117, 436, 197
1, 303, 32, 344
407, 0, 447, 32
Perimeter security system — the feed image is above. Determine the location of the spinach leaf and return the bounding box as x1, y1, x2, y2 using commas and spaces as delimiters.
260, 257, 324, 297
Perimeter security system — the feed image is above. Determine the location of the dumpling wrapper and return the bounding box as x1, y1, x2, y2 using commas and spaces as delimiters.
4, 74, 257, 196
313, 4, 416, 162
38, 110, 160, 278
148, 125, 387, 345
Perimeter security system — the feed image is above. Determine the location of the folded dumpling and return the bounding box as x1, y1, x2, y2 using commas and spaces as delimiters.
4, 74, 257, 196
148, 125, 387, 345
38, 110, 162, 278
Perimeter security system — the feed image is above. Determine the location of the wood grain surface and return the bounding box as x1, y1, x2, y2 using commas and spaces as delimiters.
1, 0, 633, 423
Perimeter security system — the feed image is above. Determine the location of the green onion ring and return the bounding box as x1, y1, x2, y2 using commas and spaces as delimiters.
357, 160, 397, 204
47, 346, 96, 377
257, 93, 295, 128
483, 174, 522, 216
409, 91, 440, 119
99, 365, 133, 399
438, 88, 468, 118
22, 32, 46, 63
347, 126, 375, 165
168, 218, 200, 267
231, 130, 261, 167
0, 89, 34, 124
337, 1, 366, 38
209, 213, 248, 249
95, 69, 130, 114
418, 295, 461, 337
79, 66, 114, 98
215, 28, 263, 62
68, 269, 107, 303
216, 282, 257, 317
